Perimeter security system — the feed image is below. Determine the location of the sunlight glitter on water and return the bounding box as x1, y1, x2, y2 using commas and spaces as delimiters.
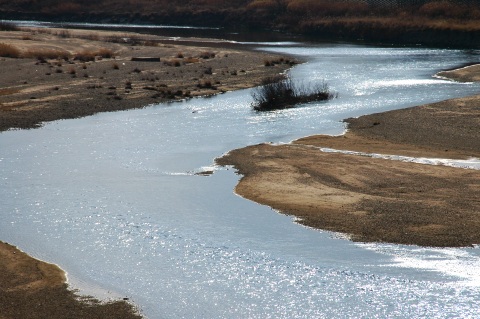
2, 42, 480, 318
360, 243, 480, 287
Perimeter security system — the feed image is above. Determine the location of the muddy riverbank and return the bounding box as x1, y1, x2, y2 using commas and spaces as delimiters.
0, 27, 293, 131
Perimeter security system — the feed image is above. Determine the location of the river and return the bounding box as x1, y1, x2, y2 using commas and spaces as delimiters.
1, 36, 480, 318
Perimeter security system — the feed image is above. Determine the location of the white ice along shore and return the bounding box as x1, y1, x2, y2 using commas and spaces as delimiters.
319, 147, 480, 170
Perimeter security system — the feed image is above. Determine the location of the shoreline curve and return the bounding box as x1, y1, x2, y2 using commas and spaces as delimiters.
217, 65, 480, 248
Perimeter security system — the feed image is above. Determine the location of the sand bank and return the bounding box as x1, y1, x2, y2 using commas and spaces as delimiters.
0, 27, 294, 131
0, 241, 142, 318
217, 69, 480, 248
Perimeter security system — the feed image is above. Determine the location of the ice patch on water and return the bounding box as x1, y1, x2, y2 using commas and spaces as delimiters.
360, 242, 480, 286
318, 147, 480, 170
354, 78, 455, 96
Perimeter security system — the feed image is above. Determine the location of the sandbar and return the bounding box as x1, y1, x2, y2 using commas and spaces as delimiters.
217, 68, 480, 248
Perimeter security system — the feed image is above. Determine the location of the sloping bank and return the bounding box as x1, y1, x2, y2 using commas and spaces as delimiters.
217, 65, 480, 248
0, 241, 143, 319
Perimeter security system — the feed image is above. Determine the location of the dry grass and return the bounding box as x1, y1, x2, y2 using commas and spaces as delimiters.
264, 56, 295, 67
2, 0, 480, 49
287, 0, 369, 16
183, 57, 200, 64
419, 1, 480, 19
0, 43, 21, 58
96, 48, 114, 58
198, 51, 216, 59
164, 58, 182, 67
3, 0, 480, 29
23, 48, 71, 60
143, 40, 158, 46
73, 51, 95, 62
0, 88, 20, 96
73, 48, 114, 62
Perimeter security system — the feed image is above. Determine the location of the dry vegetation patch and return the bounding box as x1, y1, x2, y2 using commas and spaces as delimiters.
0, 27, 295, 131
0, 43, 21, 58
1, 0, 480, 46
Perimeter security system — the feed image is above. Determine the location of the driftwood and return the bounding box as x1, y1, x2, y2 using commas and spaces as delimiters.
131, 57, 161, 62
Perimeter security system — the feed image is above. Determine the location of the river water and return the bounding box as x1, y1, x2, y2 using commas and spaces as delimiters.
1, 40, 480, 318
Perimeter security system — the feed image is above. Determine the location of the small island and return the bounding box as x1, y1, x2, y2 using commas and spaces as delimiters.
217, 68, 480, 248
251, 76, 336, 111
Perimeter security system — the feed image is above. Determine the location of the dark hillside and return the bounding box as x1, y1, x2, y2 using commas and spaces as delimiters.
2, 0, 480, 47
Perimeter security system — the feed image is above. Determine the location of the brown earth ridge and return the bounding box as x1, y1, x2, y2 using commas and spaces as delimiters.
217, 65, 480, 248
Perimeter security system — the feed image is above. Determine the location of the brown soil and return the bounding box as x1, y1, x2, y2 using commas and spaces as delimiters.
0, 27, 294, 131
437, 64, 480, 82
0, 241, 142, 319
217, 72, 480, 248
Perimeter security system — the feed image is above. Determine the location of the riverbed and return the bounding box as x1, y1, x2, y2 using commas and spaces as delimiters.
1, 41, 480, 318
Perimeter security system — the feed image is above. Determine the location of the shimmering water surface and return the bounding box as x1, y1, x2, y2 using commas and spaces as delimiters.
1, 42, 480, 318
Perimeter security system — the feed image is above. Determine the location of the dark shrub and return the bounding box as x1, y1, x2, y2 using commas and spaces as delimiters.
199, 51, 215, 59
251, 76, 336, 111
0, 22, 19, 31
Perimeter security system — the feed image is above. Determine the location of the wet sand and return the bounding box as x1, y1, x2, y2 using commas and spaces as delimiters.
217, 69, 480, 248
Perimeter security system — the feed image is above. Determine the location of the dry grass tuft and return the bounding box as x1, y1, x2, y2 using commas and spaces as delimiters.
97, 48, 114, 58
0, 88, 20, 96
164, 59, 182, 67
74, 48, 114, 62
73, 51, 95, 62
0, 43, 21, 58
198, 51, 216, 59
183, 57, 200, 64
143, 40, 158, 46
